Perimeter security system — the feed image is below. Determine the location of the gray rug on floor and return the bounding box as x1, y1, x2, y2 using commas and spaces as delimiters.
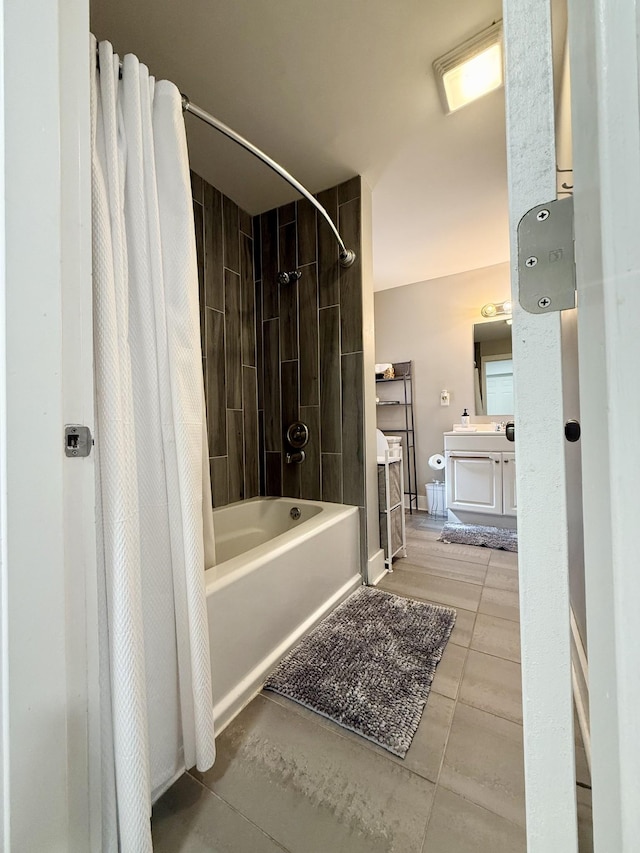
263, 586, 456, 758
439, 522, 518, 552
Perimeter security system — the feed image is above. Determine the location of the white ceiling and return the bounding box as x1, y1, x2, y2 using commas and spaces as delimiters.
90, 0, 515, 290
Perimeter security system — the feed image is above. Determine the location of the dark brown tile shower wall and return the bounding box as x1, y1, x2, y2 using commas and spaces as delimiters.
191, 167, 367, 559
253, 176, 366, 554
191, 170, 259, 507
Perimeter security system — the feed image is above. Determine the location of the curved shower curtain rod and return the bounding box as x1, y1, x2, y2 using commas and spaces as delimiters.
95, 46, 356, 267
181, 98, 356, 269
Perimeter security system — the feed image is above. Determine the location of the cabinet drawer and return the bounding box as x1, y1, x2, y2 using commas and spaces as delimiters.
379, 505, 403, 555
444, 434, 512, 453
378, 461, 402, 509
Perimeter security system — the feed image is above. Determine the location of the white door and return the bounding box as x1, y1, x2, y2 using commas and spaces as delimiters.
503, 0, 582, 850
506, 0, 640, 847
0, 1, 99, 849
567, 0, 640, 848
502, 452, 517, 516
484, 358, 515, 414
446, 451, 502, 515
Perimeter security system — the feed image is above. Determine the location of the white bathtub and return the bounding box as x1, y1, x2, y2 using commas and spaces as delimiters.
206, 497, 362, 732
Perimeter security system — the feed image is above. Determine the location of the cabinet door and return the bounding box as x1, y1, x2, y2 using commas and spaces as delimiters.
446, 452, 502, 515
502, 452, 517, 516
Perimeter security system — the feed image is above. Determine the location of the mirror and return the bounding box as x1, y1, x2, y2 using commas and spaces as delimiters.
473, 320, 513, 415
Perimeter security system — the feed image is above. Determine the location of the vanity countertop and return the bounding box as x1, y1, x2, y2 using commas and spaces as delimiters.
444, 428, 507, 436
444, 430, 514, 452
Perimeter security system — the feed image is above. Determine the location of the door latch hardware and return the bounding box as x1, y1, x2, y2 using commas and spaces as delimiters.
517, 196, 575, 314
65, 424, 93, 458
564, 420, 581, 442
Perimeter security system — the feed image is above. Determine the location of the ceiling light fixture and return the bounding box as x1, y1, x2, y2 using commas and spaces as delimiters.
481, 299, 512, 318
433, 21, 504, 115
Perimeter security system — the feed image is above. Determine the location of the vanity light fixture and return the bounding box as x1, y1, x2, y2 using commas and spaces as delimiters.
433, 21, 504, 115
481, 300, 512, 318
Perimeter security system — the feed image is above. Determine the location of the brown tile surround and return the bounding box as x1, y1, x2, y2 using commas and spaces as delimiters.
253, 177, 367, 557
192, 171, 259, 506
192, 170, 367, 564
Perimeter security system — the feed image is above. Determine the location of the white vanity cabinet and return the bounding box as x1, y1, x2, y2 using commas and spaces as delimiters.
447, 450, 503, 514
444, 432, 516, 527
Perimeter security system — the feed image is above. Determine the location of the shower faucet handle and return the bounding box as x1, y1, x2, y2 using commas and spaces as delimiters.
286, 421, 309, 449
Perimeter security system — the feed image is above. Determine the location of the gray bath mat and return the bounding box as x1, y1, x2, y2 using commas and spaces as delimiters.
439, 522, 518, 552
263, 586, 456, 758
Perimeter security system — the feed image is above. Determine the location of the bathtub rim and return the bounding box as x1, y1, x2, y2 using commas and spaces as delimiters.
206, 497, 360, 593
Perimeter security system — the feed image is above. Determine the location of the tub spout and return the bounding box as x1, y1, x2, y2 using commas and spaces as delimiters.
285, 450, 306, 464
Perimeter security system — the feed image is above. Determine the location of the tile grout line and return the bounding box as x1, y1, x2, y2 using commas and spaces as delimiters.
184, 771, 293, 853
392, 567, 489, 588
430, 779, 528, 832
455, 695, 523, 727
405, 526, 524, 846
461, 643, 521, 665
259, 691, 439, 784
422, 550, 524, 845
419, 611, 474, 851
417, 777, 438, 853
396, 544, 492, 567
392, 551, 489, 575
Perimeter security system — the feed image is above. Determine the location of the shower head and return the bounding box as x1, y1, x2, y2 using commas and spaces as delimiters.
278, 270, 302, 285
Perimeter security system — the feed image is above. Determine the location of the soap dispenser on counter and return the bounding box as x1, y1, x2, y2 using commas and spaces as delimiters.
461, 408, 470, 428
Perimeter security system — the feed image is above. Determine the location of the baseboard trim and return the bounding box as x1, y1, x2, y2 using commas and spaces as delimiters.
416, 494, 448, 517
570, 607, 590, 773
367, 548, 386, 586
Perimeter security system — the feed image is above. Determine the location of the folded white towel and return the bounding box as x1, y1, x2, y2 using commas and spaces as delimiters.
375, 363, 393, 373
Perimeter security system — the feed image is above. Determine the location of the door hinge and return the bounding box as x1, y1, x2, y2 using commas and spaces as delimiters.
517, 196, 575, 314
64, 424, 93, 458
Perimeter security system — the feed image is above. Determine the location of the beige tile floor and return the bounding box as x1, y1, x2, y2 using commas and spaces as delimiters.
152, 511, 593, 852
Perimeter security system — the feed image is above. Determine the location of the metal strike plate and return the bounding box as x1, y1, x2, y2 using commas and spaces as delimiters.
517, 196, 575, 314
64, 424, 93, 458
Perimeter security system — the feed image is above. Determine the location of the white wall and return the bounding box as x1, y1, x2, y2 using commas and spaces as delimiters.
374, 263, 511, 499
360, 180, 386, 582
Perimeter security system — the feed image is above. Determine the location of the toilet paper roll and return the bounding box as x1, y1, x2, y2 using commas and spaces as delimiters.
428, 453, 445, 471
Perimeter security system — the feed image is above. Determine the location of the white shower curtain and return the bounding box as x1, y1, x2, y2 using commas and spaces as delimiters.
91, 37, 216, 852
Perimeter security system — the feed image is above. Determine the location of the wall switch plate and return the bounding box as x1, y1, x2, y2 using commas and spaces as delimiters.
440, 390, 450, 406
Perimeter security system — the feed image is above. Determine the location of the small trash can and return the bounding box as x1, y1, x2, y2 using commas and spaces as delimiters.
425, 481, 446, 516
